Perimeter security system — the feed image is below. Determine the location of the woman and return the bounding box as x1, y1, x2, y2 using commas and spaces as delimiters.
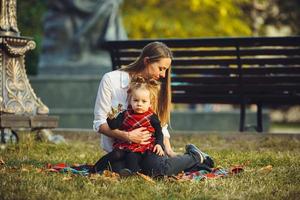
93, 42, 213, 176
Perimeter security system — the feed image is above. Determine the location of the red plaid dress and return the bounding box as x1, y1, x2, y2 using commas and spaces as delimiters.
113, 107, 156, 153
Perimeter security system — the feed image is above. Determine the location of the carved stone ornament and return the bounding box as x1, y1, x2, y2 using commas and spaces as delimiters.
3, 38, 35, 56
0, 37, 49, 115
0, 0, 19, 36
0, 0, 51, 116
0, 0, 58, 134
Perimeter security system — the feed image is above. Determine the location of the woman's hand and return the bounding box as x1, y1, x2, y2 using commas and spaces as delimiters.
165, 148, 178, 157
99, 124, 151, 144
127, 127, 151, 144
153, 144, 165, 156
163, 137, 178, 157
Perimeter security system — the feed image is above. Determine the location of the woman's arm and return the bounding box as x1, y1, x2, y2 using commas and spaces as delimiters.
163, 137, 178, 157
99, 123, 151, 144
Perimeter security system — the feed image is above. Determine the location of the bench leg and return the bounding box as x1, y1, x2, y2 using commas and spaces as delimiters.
0, 128, 19, 143
11, 130, 19, 143
256, 103, 263, 132
1, 129, 5, 143
239, 103, 246, 132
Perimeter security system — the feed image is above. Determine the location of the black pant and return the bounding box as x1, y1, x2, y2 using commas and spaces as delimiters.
125, 152, 143, 172
109, 152, 199, 176
141, 152, 198, 176
94, 149, 144, 173
93, 148, 126, 172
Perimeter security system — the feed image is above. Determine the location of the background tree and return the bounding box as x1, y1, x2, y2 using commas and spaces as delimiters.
17, 0, 46, 75
241, 0, 300, 36
17, 0, 299, 74
121, 0, 252, 38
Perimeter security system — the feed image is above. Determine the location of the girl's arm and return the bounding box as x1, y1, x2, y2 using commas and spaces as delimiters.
150, 114, 164, 148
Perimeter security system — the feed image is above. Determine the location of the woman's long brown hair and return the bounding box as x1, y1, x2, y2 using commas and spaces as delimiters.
121, 42, 173, 125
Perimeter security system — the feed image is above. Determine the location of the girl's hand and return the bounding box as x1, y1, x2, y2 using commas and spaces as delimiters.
153, 144, 165, 156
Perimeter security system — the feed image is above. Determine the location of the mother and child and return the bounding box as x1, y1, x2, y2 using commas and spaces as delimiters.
92, 41, 214, 177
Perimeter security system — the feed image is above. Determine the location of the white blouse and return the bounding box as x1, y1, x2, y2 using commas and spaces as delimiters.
93, 70, 170, 152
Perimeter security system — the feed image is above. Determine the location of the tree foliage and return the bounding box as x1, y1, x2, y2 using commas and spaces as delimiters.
17, 0, 47, 75
16, 0, 299, 74
258, 0, 300, 35
121, 0, 253, 39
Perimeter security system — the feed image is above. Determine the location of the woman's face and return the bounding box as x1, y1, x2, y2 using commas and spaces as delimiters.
144, 57, 171, 80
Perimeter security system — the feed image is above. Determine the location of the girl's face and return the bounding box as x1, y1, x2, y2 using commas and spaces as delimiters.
130, 88, 151, 114
144, 57, 171, 80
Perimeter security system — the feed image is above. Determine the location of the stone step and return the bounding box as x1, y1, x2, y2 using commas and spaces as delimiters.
29, 75, 101, 108
48, 108, 269, 131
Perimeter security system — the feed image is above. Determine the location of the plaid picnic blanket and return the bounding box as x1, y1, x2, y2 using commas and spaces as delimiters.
45, 163, 93, 176
45, 163, 244, 182
179, 166, 244, 181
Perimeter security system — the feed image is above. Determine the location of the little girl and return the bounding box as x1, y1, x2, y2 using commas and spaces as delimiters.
93, 76, 164, 173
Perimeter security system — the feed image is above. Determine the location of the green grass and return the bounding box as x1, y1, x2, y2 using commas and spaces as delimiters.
1, 132, 299, 200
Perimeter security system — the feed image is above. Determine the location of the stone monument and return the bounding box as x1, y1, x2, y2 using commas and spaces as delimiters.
29, 0, 127, 128
0, 0, 58, 142
38, 0, 127, 75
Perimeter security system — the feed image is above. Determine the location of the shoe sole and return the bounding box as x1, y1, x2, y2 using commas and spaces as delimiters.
119, 169, 133, 177
186, 144, 205, 163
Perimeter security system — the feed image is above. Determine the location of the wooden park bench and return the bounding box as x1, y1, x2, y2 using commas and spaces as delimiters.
102, 36, 300, 132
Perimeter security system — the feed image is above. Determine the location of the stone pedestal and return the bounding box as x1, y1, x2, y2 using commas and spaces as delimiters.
0, 0, 58, 143
0, 36, 59, 138
29, 75, 100, 129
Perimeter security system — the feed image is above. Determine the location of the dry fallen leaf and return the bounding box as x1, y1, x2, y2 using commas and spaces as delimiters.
62, 176, 72, 181
21, 168, 29, 172
0, 158, 5, 165
101, 170, 120, 181
230, 165, 244, 174
103, 170, 120, 178
137, 172, 156, 184
258, 165, 273, 173
243, 160, 251, 166
45, 163, 52, 169
89, 173, 102, 180
45, 168, 59, 172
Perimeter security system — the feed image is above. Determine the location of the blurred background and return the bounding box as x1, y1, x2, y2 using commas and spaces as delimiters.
18, 0, 300, 132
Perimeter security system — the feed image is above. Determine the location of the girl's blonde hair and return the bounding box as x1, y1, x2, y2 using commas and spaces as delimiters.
121, 41, 173, 125
127, 77, 160, 113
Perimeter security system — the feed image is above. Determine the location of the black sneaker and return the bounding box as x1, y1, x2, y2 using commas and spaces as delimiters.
185, 144, 205, 164
204, 156, 215, 168
119, 168, 133, 177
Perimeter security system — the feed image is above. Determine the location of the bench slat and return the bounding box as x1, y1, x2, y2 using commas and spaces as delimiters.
172, 95, 241, 104
172, 84, 300, 94
118, 48, 300, 58
103, 36, 300, 49
172, 95, 300, 104
119, 57, 300, 66
172, 67, 300, 75
172, 76, 300, 84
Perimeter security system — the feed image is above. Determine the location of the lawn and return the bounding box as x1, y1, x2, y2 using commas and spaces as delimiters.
0, 132, 299, 200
